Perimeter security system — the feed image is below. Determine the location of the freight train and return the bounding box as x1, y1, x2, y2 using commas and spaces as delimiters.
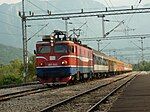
34, 30, 132, 85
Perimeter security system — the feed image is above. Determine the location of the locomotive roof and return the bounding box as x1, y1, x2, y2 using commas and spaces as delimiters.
37, 38, 92, 49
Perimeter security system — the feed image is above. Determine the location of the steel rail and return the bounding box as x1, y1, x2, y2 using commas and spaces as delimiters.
0, 81, 40, 89
0, 87, 51, 102
40, 75, 130, 112
87, 74, 137, 112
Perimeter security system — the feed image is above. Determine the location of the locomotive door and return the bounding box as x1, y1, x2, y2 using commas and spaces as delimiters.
76, 46, 83, 72
75, 46, 79, 72
76, 46, 84, 81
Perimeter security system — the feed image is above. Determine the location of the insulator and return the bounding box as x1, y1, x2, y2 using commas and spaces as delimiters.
81, 9, 84, 13
106, 7, 108, 11
18, 11, 21, 17
47, 10, 51, 15
32, 12, 34, 16
29, 11, 32, 15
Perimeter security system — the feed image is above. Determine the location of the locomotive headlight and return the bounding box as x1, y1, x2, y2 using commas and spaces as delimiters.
40, 62, 44, 66
61, 60, 68, 65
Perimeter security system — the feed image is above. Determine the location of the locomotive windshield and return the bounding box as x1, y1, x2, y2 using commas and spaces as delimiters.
37, 45, 51, 54
36, 44, 73, 54
54, 45, 68, 53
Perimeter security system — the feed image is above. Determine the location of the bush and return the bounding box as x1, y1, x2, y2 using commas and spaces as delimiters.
133, 61, 150, 71
0, 57, 36, 85
0, 74, 23, 85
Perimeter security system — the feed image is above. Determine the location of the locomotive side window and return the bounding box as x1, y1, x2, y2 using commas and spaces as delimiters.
103, 59, 108, 65
69, 46, 74, 53
54, 45, 68, 53
88, 52, 91, 58
94, 56, 99, 64
79, 49, 82, 56
37, 45, 51, 54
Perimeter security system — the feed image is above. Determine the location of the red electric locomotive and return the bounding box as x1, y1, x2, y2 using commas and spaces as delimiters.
35, 30, 93, 85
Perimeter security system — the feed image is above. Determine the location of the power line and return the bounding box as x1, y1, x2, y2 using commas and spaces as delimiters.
103, 46, 150, 52
46, 0, 94, 37
26, 0, 46, 13
107, 0, 125, 27
26, 7, 150, 20
0, 20, 21, 29
25, 0, 52, 37
103, 2, 125, 35
108, 0, 114, 7
80, 33, 150, 41
103, 0, 111, 9
46, 1, 62, 12
0, 11, 18, 18
0, 32, 21, 36
27, 23, 49, 41
126, 0, 143, 26
116, 53, 150, 56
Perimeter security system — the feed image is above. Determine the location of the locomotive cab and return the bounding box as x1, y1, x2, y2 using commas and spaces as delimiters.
35, 31, 77, 84
36, 42, 74, 67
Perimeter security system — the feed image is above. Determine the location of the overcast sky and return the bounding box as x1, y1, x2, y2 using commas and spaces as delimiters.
0, 0, 21, 4
0, 0, 20, 5
0, 0, 150, 6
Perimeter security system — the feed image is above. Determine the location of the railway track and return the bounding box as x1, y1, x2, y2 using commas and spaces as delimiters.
87, 74, 136, 112
0, 81, 40, 89
40, 73, 136, 112
0, 83, 45, 95
0, 81, 74, 102
0, 86, 51, 102
108, 72, 150, 112
0, 77, 114, 102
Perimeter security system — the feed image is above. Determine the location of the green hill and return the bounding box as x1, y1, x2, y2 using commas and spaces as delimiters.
0, 44, 23, 65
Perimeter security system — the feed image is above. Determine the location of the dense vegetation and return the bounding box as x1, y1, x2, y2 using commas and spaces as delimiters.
133, 61, 150, 71
0, 56, 36, 86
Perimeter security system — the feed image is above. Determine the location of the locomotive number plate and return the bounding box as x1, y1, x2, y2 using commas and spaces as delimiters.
50, 56, 56, 60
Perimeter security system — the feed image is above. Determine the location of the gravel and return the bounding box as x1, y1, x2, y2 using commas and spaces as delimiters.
51, 74, 135, 112
0, 84, 45, 96
0, 72, 136, 112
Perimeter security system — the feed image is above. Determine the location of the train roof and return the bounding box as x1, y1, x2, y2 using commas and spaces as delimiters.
93, 49, 130, 64
93, 49, 111, 59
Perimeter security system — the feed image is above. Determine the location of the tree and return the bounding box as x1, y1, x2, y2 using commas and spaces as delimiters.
27, 55, 36, 82
0, 59, 23, 85
0, 56, 37, 85
133, 61, 150, 71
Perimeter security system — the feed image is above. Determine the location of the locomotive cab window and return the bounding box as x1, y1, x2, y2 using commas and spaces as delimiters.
37, 45, 51, 54
54, 45, 68, 53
